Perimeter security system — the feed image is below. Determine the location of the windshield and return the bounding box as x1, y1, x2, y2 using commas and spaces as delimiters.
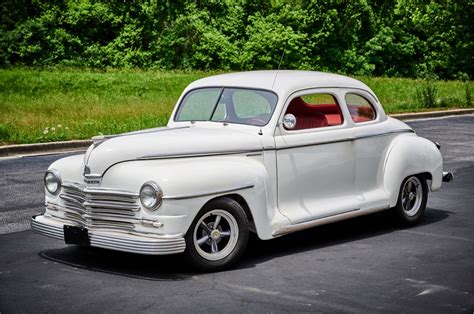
175, 88, 278, 126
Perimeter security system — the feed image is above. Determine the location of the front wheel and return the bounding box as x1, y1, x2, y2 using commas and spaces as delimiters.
184, 197, 249, 272
391, 175, 428, 226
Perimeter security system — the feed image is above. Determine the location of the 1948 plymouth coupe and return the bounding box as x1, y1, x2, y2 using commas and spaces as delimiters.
32, 70, 453, 271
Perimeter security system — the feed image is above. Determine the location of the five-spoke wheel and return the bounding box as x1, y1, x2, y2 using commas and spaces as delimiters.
185, 197, 249, 271
193, 209, 239, 261
401, 176, 423, 217
391, 175, 428, 226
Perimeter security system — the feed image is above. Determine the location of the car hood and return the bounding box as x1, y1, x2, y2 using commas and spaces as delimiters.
84, 126, 263, 175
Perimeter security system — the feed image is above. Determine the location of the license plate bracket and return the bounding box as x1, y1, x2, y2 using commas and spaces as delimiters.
64, 225, 90, 246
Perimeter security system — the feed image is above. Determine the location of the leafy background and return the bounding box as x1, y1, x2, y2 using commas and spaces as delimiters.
1, 0, 472, 79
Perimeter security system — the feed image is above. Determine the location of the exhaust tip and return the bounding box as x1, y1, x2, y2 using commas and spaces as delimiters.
442, 171, 454, 183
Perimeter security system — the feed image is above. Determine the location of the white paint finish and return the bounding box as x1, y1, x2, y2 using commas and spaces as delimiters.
100, 156, 289, 239
275, 126, 357, 223
86, 125, 263, 175
37, 70, 448, 255
383, 134, 443, 206
351, 120, 409, 210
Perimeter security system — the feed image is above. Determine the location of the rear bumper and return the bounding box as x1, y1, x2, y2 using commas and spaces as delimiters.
442, 171, 454, 183
31, 215, 186, 255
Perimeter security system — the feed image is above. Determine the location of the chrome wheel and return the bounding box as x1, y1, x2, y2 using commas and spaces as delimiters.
193, 209, 239, 261
401, 176, 423, 217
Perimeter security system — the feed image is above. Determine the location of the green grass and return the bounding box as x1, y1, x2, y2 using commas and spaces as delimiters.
0, 68, 472, 145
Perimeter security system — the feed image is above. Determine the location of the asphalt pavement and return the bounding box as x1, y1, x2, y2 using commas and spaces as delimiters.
0, 115, 473, 312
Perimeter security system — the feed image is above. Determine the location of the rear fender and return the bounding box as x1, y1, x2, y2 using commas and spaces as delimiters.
383, 134, 443, 207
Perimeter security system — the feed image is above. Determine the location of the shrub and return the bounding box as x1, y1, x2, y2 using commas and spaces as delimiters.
0, 0, 472, 79
0, 123, 14, 144
416, 81, 438, 109
466, 82, 472, 107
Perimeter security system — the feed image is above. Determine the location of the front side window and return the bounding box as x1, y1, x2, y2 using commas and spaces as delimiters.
284, 93, 343, 131
345, 93, 376, 123
175, 88, 278, 126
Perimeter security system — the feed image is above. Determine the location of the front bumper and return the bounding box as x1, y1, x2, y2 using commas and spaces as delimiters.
31, 215, 186, 255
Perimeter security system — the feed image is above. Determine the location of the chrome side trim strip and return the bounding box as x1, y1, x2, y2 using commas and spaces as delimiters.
163, 184, 255, 200
135, 129, 413, 160
274, 129, 414, 151
102, 129, 413, 175
354, 129, 414, 140
137, 150, 258, 160
272, 206, 390, 237
275, 137, 353, 150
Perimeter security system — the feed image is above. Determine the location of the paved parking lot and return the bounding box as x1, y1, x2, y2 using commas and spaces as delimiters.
0, 115, 473, 312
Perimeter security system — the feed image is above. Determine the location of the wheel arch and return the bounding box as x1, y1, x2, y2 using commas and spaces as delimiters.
383, 135, 443, 207
200, 193, 256, 233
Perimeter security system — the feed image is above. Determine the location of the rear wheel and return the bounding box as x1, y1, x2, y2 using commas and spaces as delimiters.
184, 197, 249, 272
391, 175, 428, 226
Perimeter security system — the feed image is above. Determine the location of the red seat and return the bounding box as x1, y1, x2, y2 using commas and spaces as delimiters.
294, 113, 328, 130
285, 97, 341, 130
325, 114, 342, 125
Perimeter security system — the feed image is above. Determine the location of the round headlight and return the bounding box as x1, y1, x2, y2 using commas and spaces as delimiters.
44, 170, 61, 195
139, 181, 163, 211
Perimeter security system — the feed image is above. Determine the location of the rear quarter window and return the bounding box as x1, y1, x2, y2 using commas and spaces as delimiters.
345, 93, 376, 123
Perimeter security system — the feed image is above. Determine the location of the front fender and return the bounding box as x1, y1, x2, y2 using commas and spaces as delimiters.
383, 134, 443, 207
101, 155, 287, 240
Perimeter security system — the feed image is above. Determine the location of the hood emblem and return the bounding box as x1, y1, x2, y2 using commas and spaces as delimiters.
83, 165, 91, 176
83, 167, 102, 185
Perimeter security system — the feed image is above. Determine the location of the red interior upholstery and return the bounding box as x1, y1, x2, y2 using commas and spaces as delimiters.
347, 104, 375, 123
352, 116, 372, 123
285, 97, 343, 130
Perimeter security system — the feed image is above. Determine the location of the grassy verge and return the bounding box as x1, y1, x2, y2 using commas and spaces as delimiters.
0, 68, 472, 145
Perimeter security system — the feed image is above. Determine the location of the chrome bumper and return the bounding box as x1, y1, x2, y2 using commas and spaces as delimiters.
31, 215, 186, 255
442, 171, 454, 183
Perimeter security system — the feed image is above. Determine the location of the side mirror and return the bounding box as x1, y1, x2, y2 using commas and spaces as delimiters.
282, 113, 296, 130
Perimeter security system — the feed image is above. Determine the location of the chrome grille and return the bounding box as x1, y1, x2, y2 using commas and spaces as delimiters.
57, 182, 139, 230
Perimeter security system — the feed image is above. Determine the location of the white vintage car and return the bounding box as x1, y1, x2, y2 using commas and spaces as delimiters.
32, 71, 453, 271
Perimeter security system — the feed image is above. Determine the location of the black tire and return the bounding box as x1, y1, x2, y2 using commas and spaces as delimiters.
391, 175, 428, 226
184, 197, 249, 272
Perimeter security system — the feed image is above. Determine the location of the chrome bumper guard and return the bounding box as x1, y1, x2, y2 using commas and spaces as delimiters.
442, 171, 454, 183
31, 215, 186, 255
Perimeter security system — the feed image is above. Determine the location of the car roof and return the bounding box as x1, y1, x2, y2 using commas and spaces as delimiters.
185, 70, 375, 97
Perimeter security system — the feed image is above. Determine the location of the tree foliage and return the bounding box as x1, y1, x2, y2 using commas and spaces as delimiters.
0, 0, 472, 78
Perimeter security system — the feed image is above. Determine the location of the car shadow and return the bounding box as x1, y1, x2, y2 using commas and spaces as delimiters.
239, 207, 452, 269
40, 247, 196, 281
39, 207, 451, 280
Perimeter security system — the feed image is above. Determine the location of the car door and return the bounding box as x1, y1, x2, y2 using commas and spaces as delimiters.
344, 90, 391, 211
274, 89, 360, 224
